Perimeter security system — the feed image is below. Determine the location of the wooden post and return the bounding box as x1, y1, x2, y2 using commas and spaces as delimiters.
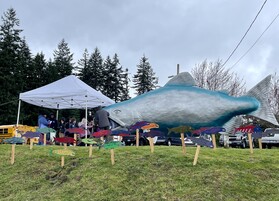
136, 129, 139, 147
148, 137, 154, 153
11, 144, 15, 165
258, 138, 262, 149
43, 133, 47, 146
64, 143, 67, 149
193, 145, 201, 166
212, 134, 217, 150
30, 138, 33, 150
74, 134, 77, 147
23, 137, 27, 145
89, 144, 93, 158
248, 133, 253, 154
110, 149, 115, 165
180, 133, 186, 155
59, 132, 63, 146
61, 156, 65, 167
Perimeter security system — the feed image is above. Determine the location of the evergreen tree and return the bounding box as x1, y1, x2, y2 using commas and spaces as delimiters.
119, 68, 131, 101
31, 52, 48, 87
76, 48, 90, 78
102, 54, 127, 102
132, 55, 158, 95
45, 58, 59, 83
0, 8, 23, 124
102, 55, 114, 99
53, 38, 74, 79
18, 37, 32, 92
87, 47, 104, 91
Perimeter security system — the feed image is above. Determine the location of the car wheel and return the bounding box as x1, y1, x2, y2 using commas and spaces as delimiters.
241, 140, 246, 149
167, 139, 172, 146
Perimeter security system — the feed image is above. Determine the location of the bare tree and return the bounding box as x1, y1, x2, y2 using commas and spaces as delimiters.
268, 72, 279, 117
191, 59, 246, 97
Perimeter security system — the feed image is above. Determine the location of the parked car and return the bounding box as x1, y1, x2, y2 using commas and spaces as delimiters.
122, 134, 169, 146
165, 136, 195, 146
228, 131, 257, 148
122, 133, 149, 146
262, 128, 279, 149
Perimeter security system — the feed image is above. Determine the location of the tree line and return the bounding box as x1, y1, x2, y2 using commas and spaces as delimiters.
1, 8, 278, 126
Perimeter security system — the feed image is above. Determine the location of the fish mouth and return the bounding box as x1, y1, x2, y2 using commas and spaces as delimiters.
109, 117, 126, 129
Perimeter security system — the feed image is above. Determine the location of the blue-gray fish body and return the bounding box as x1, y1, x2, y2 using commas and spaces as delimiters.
105, 72, 278, 130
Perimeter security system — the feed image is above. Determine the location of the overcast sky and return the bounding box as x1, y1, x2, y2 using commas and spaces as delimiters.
1, 0, 279, 94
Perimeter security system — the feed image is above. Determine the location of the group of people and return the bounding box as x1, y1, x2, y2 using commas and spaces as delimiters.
37, 106, 110, 141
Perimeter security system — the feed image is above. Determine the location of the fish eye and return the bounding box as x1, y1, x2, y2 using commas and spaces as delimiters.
113, 109, 121, 114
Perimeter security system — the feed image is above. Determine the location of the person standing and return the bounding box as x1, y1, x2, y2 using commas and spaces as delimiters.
38, 113, 49, 128
49, 113, 58, 140
38, 112, 49, 145
49, 113, 58, 130
94, 106, 110, 130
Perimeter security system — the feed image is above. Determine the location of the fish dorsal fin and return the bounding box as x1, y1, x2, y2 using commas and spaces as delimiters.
165, 72, 196, 86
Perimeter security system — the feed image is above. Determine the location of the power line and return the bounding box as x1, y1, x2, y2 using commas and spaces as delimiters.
230, 11, 279, 69
222, 0, 268, 67
0, 99, 18, 107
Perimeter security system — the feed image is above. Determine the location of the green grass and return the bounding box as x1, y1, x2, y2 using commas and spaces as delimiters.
0, 144, 278, 201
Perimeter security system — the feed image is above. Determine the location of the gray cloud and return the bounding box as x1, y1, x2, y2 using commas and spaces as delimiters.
1, 0, 279, 92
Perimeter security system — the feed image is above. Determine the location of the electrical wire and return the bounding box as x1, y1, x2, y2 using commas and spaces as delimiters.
0, 99, 18, 107
222, 0, 268, 67
230, 11, 279, 69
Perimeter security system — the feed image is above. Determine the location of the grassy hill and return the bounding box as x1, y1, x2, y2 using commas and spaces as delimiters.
0, 144, 278, 201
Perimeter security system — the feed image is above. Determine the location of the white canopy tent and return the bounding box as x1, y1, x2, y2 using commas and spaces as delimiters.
17, 75, 115, 138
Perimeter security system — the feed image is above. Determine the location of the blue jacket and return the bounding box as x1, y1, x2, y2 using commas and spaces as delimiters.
38, 115, 49, 128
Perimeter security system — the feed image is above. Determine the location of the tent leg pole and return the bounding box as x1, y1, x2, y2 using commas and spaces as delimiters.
85, 100, 88, 139
16, 100, 21, 136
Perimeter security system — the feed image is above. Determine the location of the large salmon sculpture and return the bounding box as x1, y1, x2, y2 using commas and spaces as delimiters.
105, 72, 278, 132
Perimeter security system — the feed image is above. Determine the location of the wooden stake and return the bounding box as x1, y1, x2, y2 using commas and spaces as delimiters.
59, 132, 63, 146
43, 133, 47, 146
11, 144, 15, 165
89, 144, 93, 158
64, 143, 67, 149
61, 156, 65, 167
180, 133, 186, 155
136, 129, 139, 147
258, 138, 262, 150
110, 149, 115, 165
74, 134, 77, 147
193, 145, 201, 166
248, 133, 253, 154
30, 138, 33, 150
212, 134, 217, 150
148, 137, 154, 153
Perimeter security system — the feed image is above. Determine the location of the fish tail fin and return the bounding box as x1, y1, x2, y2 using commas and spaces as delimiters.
246, 75, 278, 126
223, 116, 243, 134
